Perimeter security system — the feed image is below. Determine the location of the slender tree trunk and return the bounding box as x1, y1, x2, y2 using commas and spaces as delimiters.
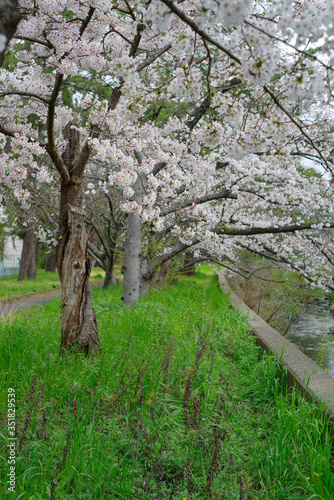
35, 240, 41, 265
103, 260, 116, 288
18, 227, 34, 281
122, 174, 144, 305
46, 251, 57, 272
27, 239, 37, 280
102, 243, 117, 289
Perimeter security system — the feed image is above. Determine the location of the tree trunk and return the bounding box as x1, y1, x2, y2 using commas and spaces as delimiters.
122, 174, 144, 306
57, 203, 101, 354
46, 251, 57, 272
139, 259, 154, 297
0, 0, 21, 67
18, 227, 35, 281
56, 124, 101, 354
102, 243, 117, 289
35, 240, 41, 265
27, 238, 37, 280
89, 229, 98, 248
103, 260, 116, 289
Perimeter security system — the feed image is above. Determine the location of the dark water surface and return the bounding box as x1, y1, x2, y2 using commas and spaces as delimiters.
287, 297, 334, 377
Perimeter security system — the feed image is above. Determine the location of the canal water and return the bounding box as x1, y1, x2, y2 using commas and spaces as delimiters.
287, 297, 334, 377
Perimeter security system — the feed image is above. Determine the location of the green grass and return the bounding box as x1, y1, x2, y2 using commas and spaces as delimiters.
0, 267, 333, 499
0, 268, 106, 300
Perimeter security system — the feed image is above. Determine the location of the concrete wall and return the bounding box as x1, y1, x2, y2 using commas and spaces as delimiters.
218, 271, 334, 421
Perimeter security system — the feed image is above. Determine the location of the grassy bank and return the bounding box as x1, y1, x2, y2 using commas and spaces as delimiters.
0, 268, 106, 300
0, 268, 333, 499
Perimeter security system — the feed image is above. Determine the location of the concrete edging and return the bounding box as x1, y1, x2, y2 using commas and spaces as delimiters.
218, 271, 334, 419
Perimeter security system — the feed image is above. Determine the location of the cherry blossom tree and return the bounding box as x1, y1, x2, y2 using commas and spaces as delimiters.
2, 0, 334, 349
0, 0, 182, 351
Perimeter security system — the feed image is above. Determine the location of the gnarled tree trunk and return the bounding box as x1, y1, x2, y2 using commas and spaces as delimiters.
56, 125, 101, 354
57, 204, 101, 354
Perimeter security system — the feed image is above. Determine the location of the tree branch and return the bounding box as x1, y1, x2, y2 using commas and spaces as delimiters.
152, 161, 167, 176
160, 189, 237, 216
136, 43, 172, 72
45, 72, 70, 183
263, 84, 333, 174
160, 0, 241, 64
216, 221, 334, 236
0, 91, 49, 104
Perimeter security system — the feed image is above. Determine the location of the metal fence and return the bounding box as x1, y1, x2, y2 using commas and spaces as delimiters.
0, 255, 20, 279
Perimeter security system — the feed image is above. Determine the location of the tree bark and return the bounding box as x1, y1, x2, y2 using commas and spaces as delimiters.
139, 259, 154, 297
103, 260, 116, 288
57, 204, 101, 354
18, 227, 34, 281
56, 124, 101, 354
122, 173, 144, 306
0, 0, 21, 67
27, 238, 37, 280
46, 251, 57, 272
102, 241, 117, 289
35, 240, 41, 265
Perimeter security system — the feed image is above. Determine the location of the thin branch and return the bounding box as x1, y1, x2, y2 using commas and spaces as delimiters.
160, 0, 241, 64
79, 6, 95, 37
152, 161, 167, 176
14, 35, 53, 49
263, 84, 333, 174
0, 91, 49, 104
0, 125, 46, 146
136, 43, 172, 72
160, 189, 237, 216
266, 275, 301, 323
216, 221, 334, 236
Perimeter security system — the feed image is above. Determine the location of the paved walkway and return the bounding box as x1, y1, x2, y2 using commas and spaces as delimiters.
0, 290, 61, 316
0, 281, 104, 317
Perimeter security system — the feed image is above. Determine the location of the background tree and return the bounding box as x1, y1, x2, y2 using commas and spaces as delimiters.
0, 0, 21, 67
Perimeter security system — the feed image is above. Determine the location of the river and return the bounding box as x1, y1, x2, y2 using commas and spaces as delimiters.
287, 297, 334, 377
